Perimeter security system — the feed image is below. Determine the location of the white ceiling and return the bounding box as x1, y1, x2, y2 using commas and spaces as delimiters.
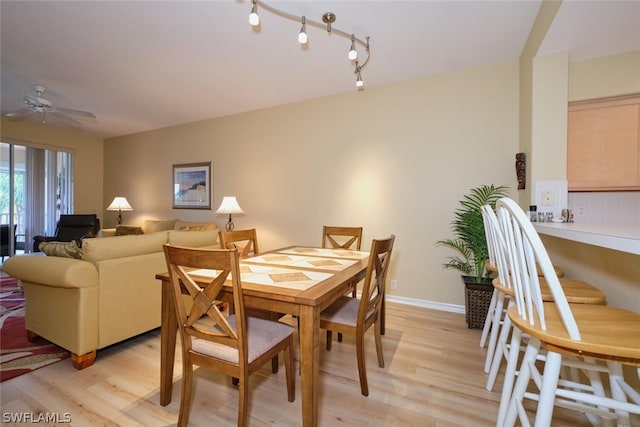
1, 1, 639, 139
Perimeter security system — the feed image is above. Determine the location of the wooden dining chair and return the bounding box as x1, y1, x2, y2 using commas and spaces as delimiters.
322, 226, 363, 252
322, 225, 364, 342
494, 198, 640, 427
320, 235, 395, 396
481, 204, 606, 394
218, 228, 259, 259
218, 228, 282, 373
163, 244, 295, 427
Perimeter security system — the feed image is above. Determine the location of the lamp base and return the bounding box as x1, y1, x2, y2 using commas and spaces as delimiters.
225, 215, 235, 231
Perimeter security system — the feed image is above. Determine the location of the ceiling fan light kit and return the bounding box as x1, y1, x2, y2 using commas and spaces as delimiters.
247, 0, 371, 89
5, 84, 96, 128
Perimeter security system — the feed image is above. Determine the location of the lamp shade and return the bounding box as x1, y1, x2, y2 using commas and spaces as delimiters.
215, 196, 244, 215
107, 197, 133, 211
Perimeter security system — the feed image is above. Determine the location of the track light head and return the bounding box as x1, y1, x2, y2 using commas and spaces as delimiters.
348, 34, 357, 60
249, 0, 259, 26
298, 16, 308, 44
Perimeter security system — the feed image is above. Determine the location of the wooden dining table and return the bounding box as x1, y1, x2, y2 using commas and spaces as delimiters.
156, 245, 370, 427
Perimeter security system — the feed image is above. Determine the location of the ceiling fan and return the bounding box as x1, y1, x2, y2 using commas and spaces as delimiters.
5, 84, 96, 127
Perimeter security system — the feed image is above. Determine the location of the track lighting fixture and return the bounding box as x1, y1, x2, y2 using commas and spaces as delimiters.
246, 1, 371, 89
298, 16, 308, 44
249, 0, 259, 26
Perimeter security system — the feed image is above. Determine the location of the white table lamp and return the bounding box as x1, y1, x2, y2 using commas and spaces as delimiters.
107, 196, 133, 225
215, 196, 244, 231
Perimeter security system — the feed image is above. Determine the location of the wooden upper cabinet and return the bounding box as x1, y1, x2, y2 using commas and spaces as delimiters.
567, 94, 640, 191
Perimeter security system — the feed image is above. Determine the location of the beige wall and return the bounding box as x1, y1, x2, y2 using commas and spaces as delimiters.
568, 50, 640, 102
0, 117, 104, 217
104, 61, 520, 307
530, 52, 569, 188
534, 50, 640, 311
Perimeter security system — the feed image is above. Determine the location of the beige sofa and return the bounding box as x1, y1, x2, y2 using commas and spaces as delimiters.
2, 225, 219, 369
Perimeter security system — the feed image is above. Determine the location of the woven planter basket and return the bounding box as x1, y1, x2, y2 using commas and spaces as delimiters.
462, 276, 494, 329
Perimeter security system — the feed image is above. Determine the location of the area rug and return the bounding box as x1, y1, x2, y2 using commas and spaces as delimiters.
0, 276, 70, 382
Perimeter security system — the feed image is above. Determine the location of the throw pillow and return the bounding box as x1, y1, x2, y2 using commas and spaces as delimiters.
174, 220, 217, 231
142, 219, 177, 234
39, 240, 83, 259
115, 225, 144, 236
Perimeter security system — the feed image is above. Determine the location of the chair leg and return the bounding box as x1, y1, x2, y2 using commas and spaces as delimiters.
237, 375, 249, 427
480, 288, 497, 348
326, 330, 333, 351
374, 321, 384, 368
355, 331, 369, 396
284, 337, 295, 402
534, 350, 562, 427
486, 302, 514, 391
178, 360, 194, 427
483, 291, 505, 373
495, 325, 523, 426
271, 355, 279, 373
501, 338, 541, 427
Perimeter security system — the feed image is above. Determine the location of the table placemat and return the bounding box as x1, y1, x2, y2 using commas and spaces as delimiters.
277, 247, 370, 259
242, 253, 358, 271
189, 264, 333, 290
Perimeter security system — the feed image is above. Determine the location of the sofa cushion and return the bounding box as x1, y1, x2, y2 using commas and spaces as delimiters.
174, 220, 218, 232
39, 240, 83, 259
115, 225, 144, 236
142, 219, 176, 234
82, 232, 168, 264
168, 230, 219, 247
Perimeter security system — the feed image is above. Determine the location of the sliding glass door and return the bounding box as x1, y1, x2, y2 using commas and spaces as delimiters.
0, 141, 73, 255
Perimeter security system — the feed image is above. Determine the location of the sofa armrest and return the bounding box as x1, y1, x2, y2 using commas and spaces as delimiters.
2, 255, 98, 289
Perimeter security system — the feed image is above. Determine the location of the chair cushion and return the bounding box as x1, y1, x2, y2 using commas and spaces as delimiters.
320, 296, 375, 327
39, 240, 83, 259
191, 315, 293, 364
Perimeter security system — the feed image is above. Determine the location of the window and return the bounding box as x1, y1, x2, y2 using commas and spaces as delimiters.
0, 142, 73, 254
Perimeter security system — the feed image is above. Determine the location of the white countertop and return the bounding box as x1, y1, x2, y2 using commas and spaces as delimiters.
533, 222, 640, 255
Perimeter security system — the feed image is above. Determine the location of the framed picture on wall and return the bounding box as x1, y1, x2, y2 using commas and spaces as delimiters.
172, 162, 212, 209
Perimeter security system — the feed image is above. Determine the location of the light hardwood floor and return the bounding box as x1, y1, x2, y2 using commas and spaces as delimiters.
1, 302, 592, 426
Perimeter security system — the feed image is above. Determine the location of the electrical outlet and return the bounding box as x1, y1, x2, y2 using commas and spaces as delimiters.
390, 279, 397, 290
542, 191, 554, 206
577, 206, 586, 216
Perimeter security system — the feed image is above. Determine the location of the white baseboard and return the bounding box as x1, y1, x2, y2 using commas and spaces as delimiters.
386, 294, 465, 314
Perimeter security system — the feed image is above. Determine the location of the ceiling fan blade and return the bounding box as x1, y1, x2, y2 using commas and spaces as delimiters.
48, 112, 82, 128
55, 107, 96, 118
5, 108, 34, 118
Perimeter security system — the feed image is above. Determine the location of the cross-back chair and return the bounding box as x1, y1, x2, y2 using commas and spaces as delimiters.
320, 235, 395, 396
218, 228, 282, 373
218, 228, 259, 258
322, 226, 363, 251
322, 225, 364, 342
163, 244, 295, 427
494, 198, 640, 427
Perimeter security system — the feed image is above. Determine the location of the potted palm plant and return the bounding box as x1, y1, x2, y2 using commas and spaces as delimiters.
436, 184, 509, 328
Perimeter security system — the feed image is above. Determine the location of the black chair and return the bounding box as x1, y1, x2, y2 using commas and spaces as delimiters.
1, 224, 17, 260
33, 214, 100, 252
